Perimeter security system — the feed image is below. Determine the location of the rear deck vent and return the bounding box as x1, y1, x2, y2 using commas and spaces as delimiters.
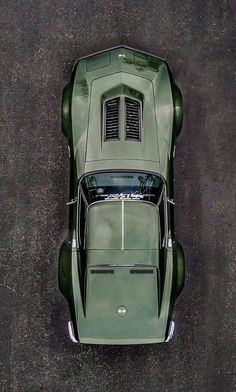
104, 98, 120, 141
125, 97, 141, 141
130, 269, 153, 274
90, 269, 114, 274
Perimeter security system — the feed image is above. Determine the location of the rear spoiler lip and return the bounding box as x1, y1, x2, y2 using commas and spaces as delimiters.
72, 45, 171, 73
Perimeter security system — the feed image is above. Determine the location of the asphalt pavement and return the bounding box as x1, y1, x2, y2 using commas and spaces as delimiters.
1, 1, 236, 391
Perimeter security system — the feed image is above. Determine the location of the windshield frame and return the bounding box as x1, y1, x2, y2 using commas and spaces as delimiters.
79, 169, 165, 205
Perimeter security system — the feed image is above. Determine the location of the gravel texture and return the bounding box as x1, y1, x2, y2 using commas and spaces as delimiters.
0, 1, 236, 391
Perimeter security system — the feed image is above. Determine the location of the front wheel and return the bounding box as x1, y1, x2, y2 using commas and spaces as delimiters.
174, 241, 185, 298
58, 240, 72, 299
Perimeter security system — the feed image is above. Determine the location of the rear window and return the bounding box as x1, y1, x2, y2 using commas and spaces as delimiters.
80, 171, 164, 205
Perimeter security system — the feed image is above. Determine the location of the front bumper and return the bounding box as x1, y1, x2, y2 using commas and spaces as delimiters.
68, 320, 175, 344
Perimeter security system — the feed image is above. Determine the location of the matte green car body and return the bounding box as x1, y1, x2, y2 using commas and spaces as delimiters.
59, 46, 185, 344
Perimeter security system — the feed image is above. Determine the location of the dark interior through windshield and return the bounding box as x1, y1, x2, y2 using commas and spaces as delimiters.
80, 171, 164, 205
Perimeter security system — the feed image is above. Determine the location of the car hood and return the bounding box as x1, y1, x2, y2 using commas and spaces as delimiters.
83, 265, 160, 342
71, 243, 174, 344
83, 200, 161, 340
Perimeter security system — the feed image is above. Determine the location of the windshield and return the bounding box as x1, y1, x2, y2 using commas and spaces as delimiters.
80, 171, 164, 205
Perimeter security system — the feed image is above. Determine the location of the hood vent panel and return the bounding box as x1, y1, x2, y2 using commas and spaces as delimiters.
125, 97, 141, 141
104, 98, 120, 141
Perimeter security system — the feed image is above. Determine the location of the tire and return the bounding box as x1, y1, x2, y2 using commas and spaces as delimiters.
61, 83, 73, 139
58, 240, 72, 299
174, 242, 185, 298
172, 84, 183, 136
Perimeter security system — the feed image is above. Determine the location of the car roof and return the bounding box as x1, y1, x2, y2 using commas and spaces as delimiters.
85, 200, 160, 253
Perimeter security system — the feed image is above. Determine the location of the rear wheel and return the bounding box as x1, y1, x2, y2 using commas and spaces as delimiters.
172, 84, 183, 136
61, 83, 73, 139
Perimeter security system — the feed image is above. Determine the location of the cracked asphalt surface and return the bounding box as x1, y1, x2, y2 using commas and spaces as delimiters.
1, 1, 236, 391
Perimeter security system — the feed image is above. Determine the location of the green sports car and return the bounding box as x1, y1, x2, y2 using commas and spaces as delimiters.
59, 46, 185, 344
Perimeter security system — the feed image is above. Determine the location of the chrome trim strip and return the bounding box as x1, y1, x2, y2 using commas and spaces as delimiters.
121, 199, 124, 250
68, 321, 78, 343
165, 321, 175, 342
167, 238, 173, 248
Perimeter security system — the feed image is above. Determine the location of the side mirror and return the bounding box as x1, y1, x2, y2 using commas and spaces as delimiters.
166, 197, 175, 205
66, 197, 78, 206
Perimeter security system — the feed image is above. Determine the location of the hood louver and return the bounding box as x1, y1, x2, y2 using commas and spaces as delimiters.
125, 97, 141, 141
104, 98, 120, 141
